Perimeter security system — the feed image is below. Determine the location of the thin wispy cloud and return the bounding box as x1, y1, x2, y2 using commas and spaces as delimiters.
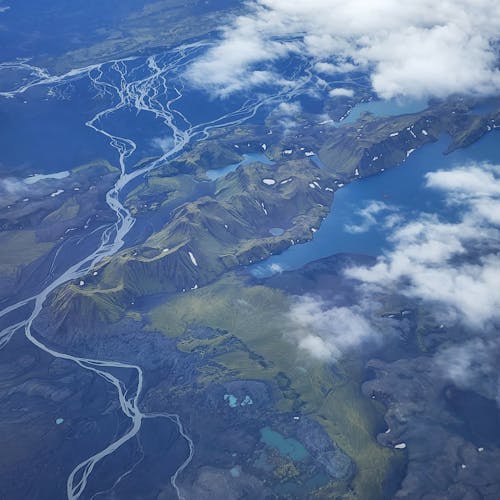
151, 136, 174, 153
344, 200, 398, 234
435, 338, 500, 405
271, 101, 303, 132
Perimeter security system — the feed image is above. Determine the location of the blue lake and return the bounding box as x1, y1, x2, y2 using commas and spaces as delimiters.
251, 130, 500, 277
206, 152, 274, 180
341, 98, 428, 124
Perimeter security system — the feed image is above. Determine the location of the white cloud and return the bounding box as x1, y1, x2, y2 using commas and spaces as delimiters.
287, 162, 500, 362
435, 339, 500, 405
276, 101, 301, 116
328, 88, 354, 98
0, 177, 42, 206
315, 62, 357, 75
269, 263, 283, 274
0, 177, 28, 195
344, 200, 396, 234
287, 295, 385, 361
271, 101, 303, 132
151, 136, 174, 152
426, 163, 500, 197
346, 162, 500, 329
0, 170, 72, 206
186, 0, 500, 99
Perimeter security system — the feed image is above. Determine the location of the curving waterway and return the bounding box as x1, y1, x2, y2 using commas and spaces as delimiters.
0, 44, 312, 499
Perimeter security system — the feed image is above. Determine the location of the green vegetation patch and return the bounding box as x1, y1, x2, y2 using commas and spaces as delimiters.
149, 274, 399, 498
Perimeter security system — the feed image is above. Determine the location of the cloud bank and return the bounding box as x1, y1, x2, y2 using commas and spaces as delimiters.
288, 161, 500, 362
347, 162, 500, 329
186, 0, 500, 99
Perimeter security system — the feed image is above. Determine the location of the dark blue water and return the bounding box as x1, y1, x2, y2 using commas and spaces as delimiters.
251, 130, 500, 277
0, 49, 278, 177
0, 0, 238, 67
0, 79, 115, 176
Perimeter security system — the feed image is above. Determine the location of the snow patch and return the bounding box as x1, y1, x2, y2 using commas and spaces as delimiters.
262, 178, 276, 185
407, 127, 417, 138
188, 251, 198, 266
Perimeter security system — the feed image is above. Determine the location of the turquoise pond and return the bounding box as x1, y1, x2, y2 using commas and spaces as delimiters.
251, 130, 500, 277
230, 466, 241, 478
206, 152, 274, 180
224, 394, 253, 408
260, 427, 309, 461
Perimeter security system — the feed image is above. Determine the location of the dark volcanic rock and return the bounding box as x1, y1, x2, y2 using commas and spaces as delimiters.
296, 417, 355, 480
363, 356, 500, 499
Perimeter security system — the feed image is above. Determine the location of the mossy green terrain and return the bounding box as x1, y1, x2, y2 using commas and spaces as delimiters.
149, 274, 399, 499
161, 97, 498, 187
31, 97, 499, 497
47, 97, 500, 374
52, 157, 336, 325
